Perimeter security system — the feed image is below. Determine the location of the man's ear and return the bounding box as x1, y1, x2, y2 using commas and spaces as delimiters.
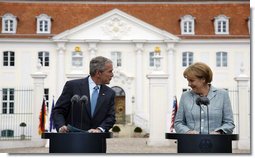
95, 70, 101, 77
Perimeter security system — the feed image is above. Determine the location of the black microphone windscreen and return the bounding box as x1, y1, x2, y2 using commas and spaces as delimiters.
200, 96, 210, 106
71, 95, 80, 103
80, 95, 88, 105
196, 97, 201, 106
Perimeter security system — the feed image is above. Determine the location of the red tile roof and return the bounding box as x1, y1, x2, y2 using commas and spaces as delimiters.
0, 1, 250, 39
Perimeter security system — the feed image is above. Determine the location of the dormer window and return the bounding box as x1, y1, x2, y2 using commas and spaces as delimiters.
36, 14, 51, 34
1, 13, 17, 34
214, 15, 229, 35
180, 15, 195, 35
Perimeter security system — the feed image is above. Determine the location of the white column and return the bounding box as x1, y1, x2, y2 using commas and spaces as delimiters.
56, 42, 66, 97
147, 74, 169, 146
234, 72, 250, 150
135, 43, 143, 113
31, 64, 47, 147
166, 44, 175, 132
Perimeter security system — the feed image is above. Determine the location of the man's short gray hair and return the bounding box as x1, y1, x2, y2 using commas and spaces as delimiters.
89, 56, 112, 76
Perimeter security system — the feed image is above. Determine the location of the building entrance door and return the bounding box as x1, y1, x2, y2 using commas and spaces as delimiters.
111, 86, 125, 124
115, 96, 125, 124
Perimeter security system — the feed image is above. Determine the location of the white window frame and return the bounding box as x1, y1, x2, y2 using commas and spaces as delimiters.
3, 51, 15, 67
72, 51, 83, 68
182, 51, 193, 67
36, 14, 51, 34
214, 15, 229, 35
111, 51, 122, 68
180, 15, 195, 35
216, 51, 228, 67
1, 129, 14, 137
44, 88, 49, 109
38, 51, 50, 67
149, 51, 155, 67
1, 13, 17, 34
2, 88, 15, 114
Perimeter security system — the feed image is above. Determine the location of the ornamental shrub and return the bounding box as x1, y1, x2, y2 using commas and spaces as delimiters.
112, 125, 121, 132
134, 127, 142, 133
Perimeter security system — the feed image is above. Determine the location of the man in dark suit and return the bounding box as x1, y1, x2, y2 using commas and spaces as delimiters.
52, 56, 116, 133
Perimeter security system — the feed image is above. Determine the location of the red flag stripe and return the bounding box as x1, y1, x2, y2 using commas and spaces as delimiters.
170, 96, 178, 132
38, 98, 46, 135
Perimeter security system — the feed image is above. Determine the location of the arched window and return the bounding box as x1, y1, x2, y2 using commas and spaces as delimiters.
36, 14, 52, 34
214, 15, 229, 35
180, 15, 195, 35
111, 86, 125, 96
1, 13, 17, 33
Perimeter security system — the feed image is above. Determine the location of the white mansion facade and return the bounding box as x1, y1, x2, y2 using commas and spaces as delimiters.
0, 0, 250, 150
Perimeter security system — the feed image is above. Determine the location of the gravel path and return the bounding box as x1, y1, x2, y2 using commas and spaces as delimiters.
0, 138, 250, 154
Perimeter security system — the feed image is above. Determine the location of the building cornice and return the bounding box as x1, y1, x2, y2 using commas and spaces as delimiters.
0, 0, 250, 5
0, 38, 52, 43
179, 38, 250, 44
0, 38, 249, 45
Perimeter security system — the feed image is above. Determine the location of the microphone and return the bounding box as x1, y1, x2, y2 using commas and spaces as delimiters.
71, 94, 80, 104
196, 96, 210, 134
79, 95, 88, 130
80, 95, 88, 105
196, 96, 210, 106
70, 95, 80, 126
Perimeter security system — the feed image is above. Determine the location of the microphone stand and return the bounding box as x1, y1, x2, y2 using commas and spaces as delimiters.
70, 95, 80, 127
207, 105, 209, 134
196, 97, 202, 134
199, 96, 210, 134
81, 101, 83, 130
200, 103, 209, 134
71, 100, 75, 126
72, 102, 74, 126
199, 105, 202, 134
80, 95, 88, 130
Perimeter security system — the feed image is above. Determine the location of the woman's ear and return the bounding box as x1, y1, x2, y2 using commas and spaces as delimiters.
201, 78, 206, 83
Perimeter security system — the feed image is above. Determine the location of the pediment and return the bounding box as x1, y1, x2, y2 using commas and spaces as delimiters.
53, 9, 179, 41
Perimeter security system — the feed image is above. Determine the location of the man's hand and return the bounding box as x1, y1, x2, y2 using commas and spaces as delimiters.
59, 125, 69, 133
88, 128, 102, 133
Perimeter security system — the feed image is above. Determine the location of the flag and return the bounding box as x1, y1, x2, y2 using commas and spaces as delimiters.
49, 96, 56, 132
38, 98, 47, 135
170, 96, 178, 133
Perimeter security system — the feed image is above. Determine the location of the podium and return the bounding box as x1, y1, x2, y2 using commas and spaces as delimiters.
165, 133, 239, 153
42, 132, 112, 153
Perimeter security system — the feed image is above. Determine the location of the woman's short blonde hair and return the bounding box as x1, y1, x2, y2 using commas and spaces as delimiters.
183, 62, 213, 84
